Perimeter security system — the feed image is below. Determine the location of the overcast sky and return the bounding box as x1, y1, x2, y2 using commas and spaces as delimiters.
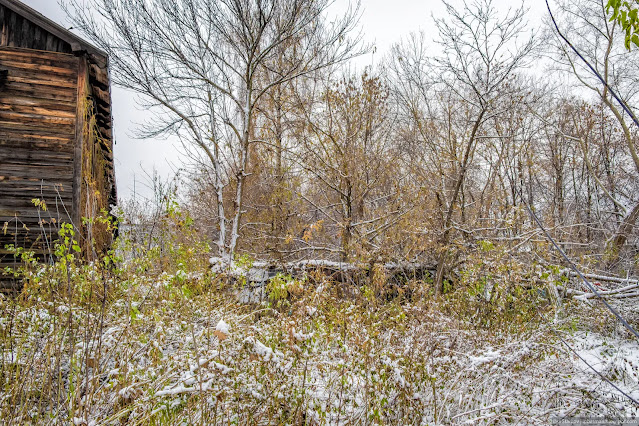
19, 0, 547, 201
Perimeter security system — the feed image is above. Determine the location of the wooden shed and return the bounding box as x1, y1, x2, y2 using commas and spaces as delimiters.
0, 0, 116, 290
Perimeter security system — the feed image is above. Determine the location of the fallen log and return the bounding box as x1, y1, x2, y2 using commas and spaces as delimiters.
209, 257, 437, 285
562, 270, 639, 286
556, 281, 639, 301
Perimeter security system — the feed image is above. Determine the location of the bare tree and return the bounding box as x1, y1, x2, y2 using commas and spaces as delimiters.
547, 0, 639, 265
294, 72, 410, 262
65, 0, 365, 261
401, 0, 536, 295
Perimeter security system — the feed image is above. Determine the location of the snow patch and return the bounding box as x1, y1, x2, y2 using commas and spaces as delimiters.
216, 319, 229, 335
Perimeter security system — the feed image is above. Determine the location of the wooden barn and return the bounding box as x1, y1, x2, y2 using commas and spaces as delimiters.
0, 0, 116, 290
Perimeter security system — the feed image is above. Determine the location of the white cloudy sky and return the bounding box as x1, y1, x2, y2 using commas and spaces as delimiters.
19, 0, 547, 200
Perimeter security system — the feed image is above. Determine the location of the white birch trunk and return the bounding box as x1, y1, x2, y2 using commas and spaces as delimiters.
228, 87, 252, 259
208, 91, 228, 259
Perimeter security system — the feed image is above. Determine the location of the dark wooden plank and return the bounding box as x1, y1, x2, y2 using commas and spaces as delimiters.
0, 192, 73, 204
0, 178, 70, 189
0, 118, 75, 133
0, 103, 76, 119
1, 83, 76, 103
0, 165, 74, 181
0, 0, 103, 56
0, 200, 73, 212
0, 204, 73, 216
0, 213, 72, 223
6, 74, 76, 88
0, 5, 6, 46
0, 46, 77, 63
0, 57, 76, 76
0, 129, 74, 145
0, 145, 73, 160
0, 96, 76, 113
88, 62, 108, 87
6, 5, 16, 47
0, 177, 71, 188
0, 158, 74, 169
0, 58, 77, 76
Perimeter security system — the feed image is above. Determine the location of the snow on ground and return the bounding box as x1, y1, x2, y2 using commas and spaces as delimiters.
1, 270, 638, 424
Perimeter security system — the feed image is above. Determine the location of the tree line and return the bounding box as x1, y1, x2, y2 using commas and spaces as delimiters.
66, 0, 639, 289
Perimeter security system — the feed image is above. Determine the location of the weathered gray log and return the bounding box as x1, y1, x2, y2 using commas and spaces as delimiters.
210, 257, 437, 302
211, 258, 435, 283
553, 268, 639, 301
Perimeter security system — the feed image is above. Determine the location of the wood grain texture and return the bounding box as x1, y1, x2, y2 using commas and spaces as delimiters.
0, 48, 77, 281
0, 4, 72, 53
0, 8, 115, 288
0, 5, 114, 289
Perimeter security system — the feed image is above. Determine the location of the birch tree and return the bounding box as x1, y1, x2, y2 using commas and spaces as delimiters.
65, 0, 364, 261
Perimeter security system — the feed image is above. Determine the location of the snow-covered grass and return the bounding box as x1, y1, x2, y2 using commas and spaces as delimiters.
1, 257, 638, 424
1, 212, 638, 424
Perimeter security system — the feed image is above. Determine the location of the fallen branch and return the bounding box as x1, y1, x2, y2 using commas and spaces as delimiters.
563, 270, 639, 286
557, 283, 639, 300
209, 257, 437, 286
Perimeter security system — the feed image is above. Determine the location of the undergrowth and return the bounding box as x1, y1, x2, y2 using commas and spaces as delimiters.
0, 206, 637, 424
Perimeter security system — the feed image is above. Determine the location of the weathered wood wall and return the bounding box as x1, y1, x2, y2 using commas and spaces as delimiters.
0, 4, 72, 53
0, 1, 116, 292
0, 48, 79, 279
78, 55, 116, 256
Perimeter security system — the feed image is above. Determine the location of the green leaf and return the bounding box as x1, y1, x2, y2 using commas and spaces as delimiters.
130, 305, 140, 320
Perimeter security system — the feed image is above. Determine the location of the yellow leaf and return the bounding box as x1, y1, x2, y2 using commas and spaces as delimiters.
213, 330, 228, 341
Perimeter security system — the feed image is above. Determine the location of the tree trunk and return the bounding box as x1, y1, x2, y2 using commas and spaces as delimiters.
434, 109, 485, 296
207, 90, 228, 259
228, 87, 252, 260
608, 202, 639, 265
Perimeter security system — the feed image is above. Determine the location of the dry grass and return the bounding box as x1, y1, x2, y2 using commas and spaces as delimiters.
1, 210, 638, 425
